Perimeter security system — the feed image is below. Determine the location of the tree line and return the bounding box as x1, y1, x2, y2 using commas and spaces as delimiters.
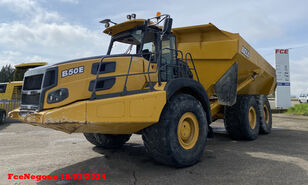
0, 64, 14, 83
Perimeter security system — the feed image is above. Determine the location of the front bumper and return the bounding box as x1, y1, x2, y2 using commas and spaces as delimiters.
9, 91, 166, 134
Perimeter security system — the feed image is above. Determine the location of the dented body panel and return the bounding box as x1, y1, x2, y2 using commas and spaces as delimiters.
10, 91, 166, 134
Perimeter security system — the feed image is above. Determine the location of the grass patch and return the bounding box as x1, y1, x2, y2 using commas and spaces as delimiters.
287, 104, 308, 116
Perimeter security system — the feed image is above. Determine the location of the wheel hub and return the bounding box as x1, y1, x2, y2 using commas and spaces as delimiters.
177, 112, 199, 150
263, 105, 270, 124
248, 106, 257, 129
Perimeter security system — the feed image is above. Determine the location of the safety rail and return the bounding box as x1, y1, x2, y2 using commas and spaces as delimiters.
160, 48, 199, 82
90, 54, 159, 100
90, 49, 199, 100
185, 52, 200, 82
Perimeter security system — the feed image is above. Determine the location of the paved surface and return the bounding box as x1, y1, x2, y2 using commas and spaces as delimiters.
1, 114, 308, 185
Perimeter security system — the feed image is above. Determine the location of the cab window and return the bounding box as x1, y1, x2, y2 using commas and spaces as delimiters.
0, 84, 7, 93
160, 35, 177, 81
141, 30, 157, 62
162, 35, 176, 61
109, 29, 143, 55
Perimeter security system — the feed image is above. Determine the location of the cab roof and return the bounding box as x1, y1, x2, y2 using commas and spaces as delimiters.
0, 81, 23, 85
103, 20, 236, 40
14, 62, 47, 69
104, 19, 148, 36
103, 19, 161, 36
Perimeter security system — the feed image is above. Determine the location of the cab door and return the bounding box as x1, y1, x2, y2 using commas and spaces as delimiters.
160, 35, 177, 81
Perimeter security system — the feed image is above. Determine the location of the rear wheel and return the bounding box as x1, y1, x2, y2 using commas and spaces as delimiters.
84, 133, 131, 149
224, 95, 260, 140
142, 94, 208, 167
257, 95, 272, 134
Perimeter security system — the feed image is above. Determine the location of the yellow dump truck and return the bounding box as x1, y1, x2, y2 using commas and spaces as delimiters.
0, 62, 47, 123
0, 81, 22, 123
9, 14, 276, 167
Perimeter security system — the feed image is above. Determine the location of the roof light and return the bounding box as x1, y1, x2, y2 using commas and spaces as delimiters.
131, 13, 136, 19
105, 22, 110, 28
156, 11, 161, 17
127, 14, 131, 20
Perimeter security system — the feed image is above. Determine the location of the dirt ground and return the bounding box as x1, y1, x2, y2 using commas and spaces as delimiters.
0, 113, 308, 185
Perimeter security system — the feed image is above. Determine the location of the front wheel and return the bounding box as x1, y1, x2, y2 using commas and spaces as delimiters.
142, 94, 208, 167
84, 133, 131, 149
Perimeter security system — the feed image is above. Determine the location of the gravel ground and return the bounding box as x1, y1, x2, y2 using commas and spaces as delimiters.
0, 113, 308, 185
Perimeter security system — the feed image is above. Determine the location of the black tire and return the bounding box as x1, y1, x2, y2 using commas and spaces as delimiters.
224, 95, 260, 140
0, 112, 3, 124
257, 95, 272, 134
0, 111, 6, 124
142, 94, 208, 167
84, 133, 131, 149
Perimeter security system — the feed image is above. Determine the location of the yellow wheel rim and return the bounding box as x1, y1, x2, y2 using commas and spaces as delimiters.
263, 105, 270, 124
248, 106, 257, 129
177, 112, 199, 150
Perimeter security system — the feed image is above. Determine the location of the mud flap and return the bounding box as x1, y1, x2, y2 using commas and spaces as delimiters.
213, 62, 238, 106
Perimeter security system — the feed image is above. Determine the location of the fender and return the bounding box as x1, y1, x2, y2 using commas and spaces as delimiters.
164, 78, 212, 124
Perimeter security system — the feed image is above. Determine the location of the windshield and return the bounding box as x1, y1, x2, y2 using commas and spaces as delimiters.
109, 29, 144, 55
0, 84, 7, 93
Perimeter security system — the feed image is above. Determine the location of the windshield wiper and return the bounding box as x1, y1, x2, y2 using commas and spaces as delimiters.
124, 44, 133, 54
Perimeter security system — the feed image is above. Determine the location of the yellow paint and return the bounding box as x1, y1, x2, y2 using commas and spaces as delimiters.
10, 91, 166, 134
43, 56, 157, 110
264, 104, 270, 124
87, 91, 165, 124
0, 81, 22, 100
248, 106, 257, 129
14, 62, 47, 68
173, 23, 276, 97
104, 19, 146, 36
177, 112, 199, 150
10, 20, 277, 133
0, 81, 22, 115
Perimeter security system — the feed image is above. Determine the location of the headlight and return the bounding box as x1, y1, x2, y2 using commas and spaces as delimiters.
47, 88, 68, 104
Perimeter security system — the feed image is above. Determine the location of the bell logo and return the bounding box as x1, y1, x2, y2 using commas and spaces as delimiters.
275, 49, 288, 54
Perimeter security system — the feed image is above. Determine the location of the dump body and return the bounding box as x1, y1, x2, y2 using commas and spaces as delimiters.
173, 24, 276, 97
173, 24, 276, 119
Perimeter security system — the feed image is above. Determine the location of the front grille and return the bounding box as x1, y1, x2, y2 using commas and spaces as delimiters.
23, 74, 43, 90
21, 67, 57, 111
21, 94, 40, 105
21, 74, 43, 110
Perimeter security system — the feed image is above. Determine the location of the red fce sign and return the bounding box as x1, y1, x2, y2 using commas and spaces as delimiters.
275, 49, 288, 54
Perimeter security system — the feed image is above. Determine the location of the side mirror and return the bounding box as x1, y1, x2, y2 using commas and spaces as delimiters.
163, 18, 173, 34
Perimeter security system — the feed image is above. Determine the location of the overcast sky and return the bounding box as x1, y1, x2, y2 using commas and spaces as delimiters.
0, 0, 307, 96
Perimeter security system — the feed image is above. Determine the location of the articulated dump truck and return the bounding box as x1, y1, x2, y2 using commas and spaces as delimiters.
9, 14, 276, 167
0, 62, 47, 124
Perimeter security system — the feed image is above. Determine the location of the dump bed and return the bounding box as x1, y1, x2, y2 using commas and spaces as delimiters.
172, 24, 276, 98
